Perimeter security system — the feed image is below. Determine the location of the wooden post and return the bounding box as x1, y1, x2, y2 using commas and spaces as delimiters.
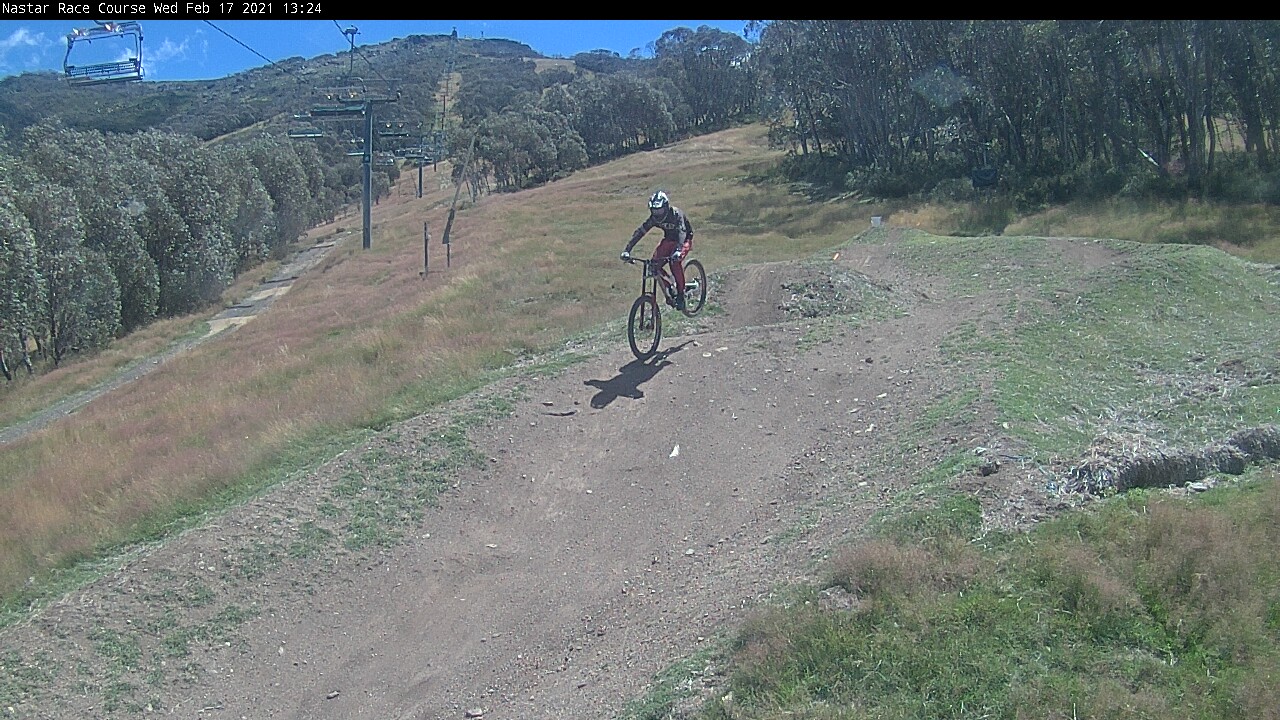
443, 209, 453, 269
427, 221, 437, 274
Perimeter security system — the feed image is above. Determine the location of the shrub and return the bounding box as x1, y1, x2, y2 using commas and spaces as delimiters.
1203, 155, 1280, 204
956, 197, 1014, 236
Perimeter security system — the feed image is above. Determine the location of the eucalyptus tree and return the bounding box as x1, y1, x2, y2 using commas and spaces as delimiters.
527, 107, 588, 179
569, 49, 633, 75
128, 130, 236, 314
1214, 20, 1280, 166
564, 74, 628, 161
539, 84, 579, 128
536, 87, 599, 169
1053, 21, 1143, 171
647, 74, 694, 138
470, 114, 519, 190
454, 57, 543, 125
1153, 20, 1217, 188
15, 121, 159, 332
475, 107, 588, 188
604, 73, 677, 152
237, 135, 316, 256
654, 24, 756, 131
0, 175, 44, 378
941, 21, 1026, 170
568, 74, 676, 161
754, 21, 941, 174
289, 139, 343, 229
753, 20, 833, 157
205, 142, 277, 273
12, 180, 119, 365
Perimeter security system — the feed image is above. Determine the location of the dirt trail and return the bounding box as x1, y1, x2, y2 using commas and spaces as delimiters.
5, 228, 1076, 720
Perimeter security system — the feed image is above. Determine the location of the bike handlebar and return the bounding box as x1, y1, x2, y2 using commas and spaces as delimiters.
621, 254, 682, 265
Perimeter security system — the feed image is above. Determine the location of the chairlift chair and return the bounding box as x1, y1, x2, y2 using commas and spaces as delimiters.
63, 21, 144, 86
287, 124, 325, 139
378, 121, 410, 138
310, 82, 370, 117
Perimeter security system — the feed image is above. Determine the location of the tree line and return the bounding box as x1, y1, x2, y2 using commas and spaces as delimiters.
0, 124, 371, 377
448, 25, 755, 193
751, 20, 1280, 206
445, 20, 1280, 207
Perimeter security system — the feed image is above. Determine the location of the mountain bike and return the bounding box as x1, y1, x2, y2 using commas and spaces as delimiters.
621, 254, 707, 360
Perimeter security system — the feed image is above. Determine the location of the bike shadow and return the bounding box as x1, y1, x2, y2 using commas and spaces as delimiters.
583, 341, 693, 409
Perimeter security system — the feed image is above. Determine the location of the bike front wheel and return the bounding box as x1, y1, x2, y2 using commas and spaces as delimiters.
627, 294, 662, 360
681, 259, 707, 317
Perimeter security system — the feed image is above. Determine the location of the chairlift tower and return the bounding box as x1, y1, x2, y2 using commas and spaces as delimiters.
397, 138, 434, 198
341, 25, 359, 77
305, 77, 399, 250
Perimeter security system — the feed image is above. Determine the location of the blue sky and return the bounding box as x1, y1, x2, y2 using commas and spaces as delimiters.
0, 20, 752, 82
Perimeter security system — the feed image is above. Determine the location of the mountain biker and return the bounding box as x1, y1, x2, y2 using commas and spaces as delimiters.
620, 190, 694, 310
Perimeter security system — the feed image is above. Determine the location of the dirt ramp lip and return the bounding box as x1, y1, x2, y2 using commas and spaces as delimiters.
1065, 425, 1280, 496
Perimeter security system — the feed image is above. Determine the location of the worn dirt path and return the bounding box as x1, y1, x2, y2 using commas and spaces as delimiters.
3, 231, 1115, 720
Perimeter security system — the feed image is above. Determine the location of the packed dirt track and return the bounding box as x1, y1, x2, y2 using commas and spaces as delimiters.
4, 225, 1126, 720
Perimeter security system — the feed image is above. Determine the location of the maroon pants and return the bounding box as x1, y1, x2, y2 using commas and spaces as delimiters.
651, 238, 691, 292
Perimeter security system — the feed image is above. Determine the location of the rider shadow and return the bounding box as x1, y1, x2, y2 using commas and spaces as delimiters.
584, 341, 692, 409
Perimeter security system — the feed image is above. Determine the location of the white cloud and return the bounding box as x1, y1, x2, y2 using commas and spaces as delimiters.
0, 27, 59, 75
150, 36, 190, 64
0, 27, 43, 53
141, 36, 190, 80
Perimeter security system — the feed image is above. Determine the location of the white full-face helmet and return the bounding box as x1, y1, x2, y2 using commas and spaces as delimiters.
648, 190, 670, 219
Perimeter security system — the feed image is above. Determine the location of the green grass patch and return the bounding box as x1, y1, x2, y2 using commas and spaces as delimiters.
698, 468, 1280, 720
895, 234, 1280, 459
620, 644, 722, 720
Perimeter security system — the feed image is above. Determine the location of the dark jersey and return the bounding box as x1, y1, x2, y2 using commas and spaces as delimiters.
626, 206, 693, 251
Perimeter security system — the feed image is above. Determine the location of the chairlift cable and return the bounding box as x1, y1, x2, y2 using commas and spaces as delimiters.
202, 20, 309, 88
203, 21, 278, 71
331, 20, 395, 93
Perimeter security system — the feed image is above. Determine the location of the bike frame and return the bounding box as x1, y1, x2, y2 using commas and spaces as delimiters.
637, 256, 680, 300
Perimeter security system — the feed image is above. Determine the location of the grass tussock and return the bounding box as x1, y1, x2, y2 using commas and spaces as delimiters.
701, 472, 1280, 720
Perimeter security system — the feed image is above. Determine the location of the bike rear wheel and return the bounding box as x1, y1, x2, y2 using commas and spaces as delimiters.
681, 259, 707, 317
627, 294, 662, 360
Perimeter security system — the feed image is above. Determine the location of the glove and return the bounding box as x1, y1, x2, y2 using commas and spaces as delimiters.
620, 251, 631, 261
671, 249, 683, 261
